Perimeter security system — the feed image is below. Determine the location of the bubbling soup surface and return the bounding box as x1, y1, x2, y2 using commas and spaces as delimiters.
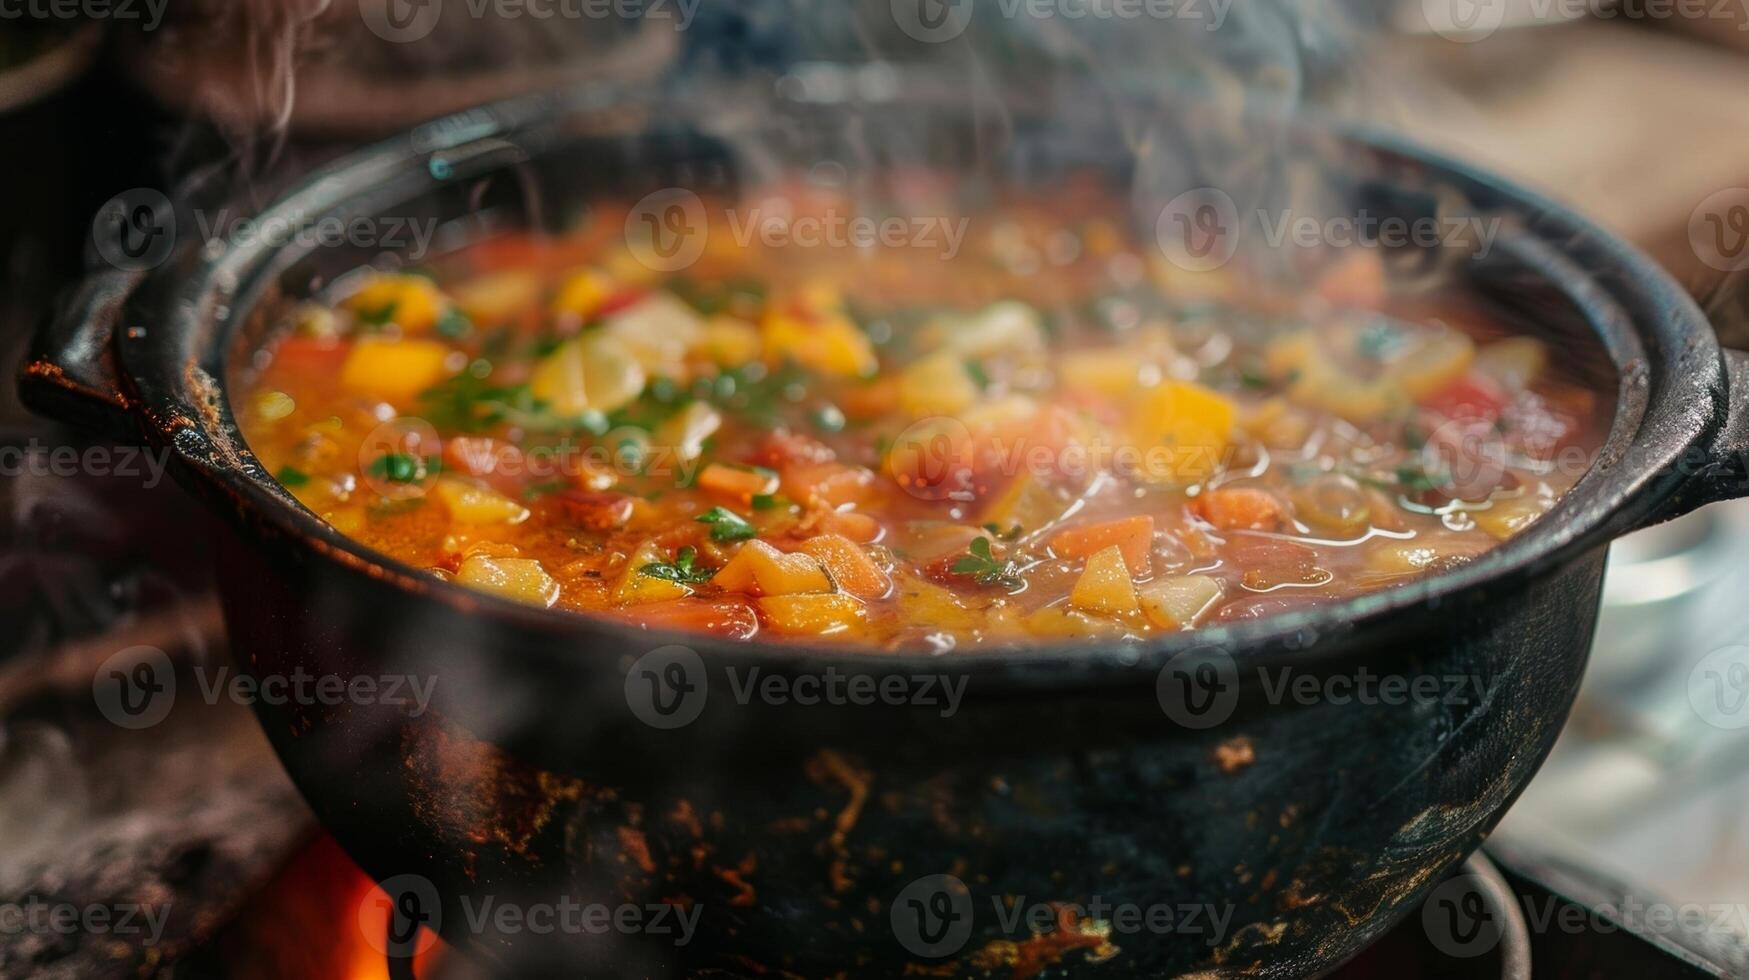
235, 193, 1608, 650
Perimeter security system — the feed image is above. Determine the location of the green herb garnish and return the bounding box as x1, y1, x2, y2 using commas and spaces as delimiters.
435, 307, 473, 339
696, 506, 758, 542
639, 545, 716, 585
276, 465, 311, 488
964, 359, 991, 391
1395, 463, 1449, 494
367, 453, 435, 484
982, 522, 1024, 542
951, 537, 1024, 590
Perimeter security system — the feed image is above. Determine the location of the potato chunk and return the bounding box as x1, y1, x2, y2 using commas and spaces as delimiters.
1069, 545, 1139, 617
1138, 575, 1222, 629
433, 477, 530, 525
455, 556, 560, 608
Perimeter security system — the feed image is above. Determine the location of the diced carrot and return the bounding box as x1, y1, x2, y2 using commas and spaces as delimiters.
781, 460, 874, 510
614, 598, 760, 640
1191, 488, 1284, 531
798, 534, 891, 599
839, 377, 900, 420
697, 463, 779, 505
1049, 516, 1155, 576
810, 509, 881, 543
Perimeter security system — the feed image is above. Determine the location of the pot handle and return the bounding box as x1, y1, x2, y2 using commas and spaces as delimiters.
18, 266, 147, 440
1640, 346, 1749, 528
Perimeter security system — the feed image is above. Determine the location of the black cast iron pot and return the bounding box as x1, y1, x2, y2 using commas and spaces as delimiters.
22, 81, 1749, 977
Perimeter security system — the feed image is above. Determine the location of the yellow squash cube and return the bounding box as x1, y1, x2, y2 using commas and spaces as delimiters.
1129, 380, 1235, 484
712, 540, 833, 596
338, 338, 453, 402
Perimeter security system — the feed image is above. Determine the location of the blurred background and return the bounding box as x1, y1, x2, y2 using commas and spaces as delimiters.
2, 0, 1749, 976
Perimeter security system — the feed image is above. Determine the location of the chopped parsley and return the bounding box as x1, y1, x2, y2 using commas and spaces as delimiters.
751, 493, 794, 511
367, 453, 436, 484
964, 359, 991, 391
951, 536, 1024, 590
982, 522, 1024, 542
275, 465, 311, 488
696, 506, 757, 542
639, 546, 715, 585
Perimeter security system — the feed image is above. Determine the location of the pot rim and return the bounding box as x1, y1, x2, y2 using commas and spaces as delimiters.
106, 84, 1726, 681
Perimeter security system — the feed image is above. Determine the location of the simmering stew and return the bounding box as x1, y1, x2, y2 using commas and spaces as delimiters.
236, 196, 1605, 649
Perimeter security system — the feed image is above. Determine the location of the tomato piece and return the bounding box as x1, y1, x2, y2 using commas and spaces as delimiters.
272, 337, 350, 374
1421, 373, 1508, 423
1191, 489, 1285, 531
